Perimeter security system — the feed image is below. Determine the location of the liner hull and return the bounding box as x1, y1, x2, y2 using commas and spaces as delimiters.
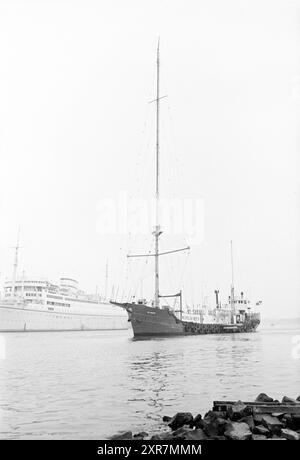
0, 304, 128, 332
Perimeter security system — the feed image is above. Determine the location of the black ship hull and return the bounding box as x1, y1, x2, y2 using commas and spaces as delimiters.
111, 302, 260, 338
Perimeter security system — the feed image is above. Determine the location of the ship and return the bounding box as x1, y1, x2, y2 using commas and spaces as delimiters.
0, 237, 128, 332
111, 42, 261, 337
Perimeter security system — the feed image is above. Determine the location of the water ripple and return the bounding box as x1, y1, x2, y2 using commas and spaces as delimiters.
0, 322, 300, 439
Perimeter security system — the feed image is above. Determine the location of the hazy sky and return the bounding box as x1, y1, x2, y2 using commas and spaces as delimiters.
0, 0, 299, 318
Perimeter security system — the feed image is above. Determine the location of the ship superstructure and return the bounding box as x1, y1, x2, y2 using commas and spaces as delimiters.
0, 275, 128, 332
0, 233, 128, 333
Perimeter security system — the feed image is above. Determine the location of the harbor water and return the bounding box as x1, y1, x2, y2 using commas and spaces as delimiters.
0, 319, 299, 439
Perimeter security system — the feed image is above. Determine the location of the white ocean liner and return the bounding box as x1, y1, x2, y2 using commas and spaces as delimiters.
0, 276, 128, 332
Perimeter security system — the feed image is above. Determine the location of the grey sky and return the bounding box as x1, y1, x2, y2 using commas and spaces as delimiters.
0, 0, 299, 318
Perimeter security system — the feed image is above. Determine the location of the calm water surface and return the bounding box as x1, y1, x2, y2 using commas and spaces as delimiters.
0, 320, 299, 439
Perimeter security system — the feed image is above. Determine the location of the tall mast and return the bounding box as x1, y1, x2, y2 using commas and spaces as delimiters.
154, 39, 161, 308
230, 240, 235, 322
126, 42, 189, 306
11, 227, 20, 298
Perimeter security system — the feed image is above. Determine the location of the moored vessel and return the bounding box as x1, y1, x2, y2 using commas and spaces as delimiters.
111, 43, 261, 337
113, 291, 261, 337
0, 276, 128, 332
0, 235, 128, 332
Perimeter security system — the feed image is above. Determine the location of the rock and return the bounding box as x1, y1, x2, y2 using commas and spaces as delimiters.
213, 410, 228, 419
172, 425, 194, 438
255, 393, 273, 403
268, 436, 286, 440
224, 422, 252, 440
151, 432, 174, 440
204, 410, 226, 421
262, 415, 283, 435
252, 425, 271, 437
297, 396, 300, 401
110, 431, 133, 440
280, 428, 300, 440
133, 431, 148, 439
228, 401, 248, 421
240, 415, 255, 430
271, 413, 285, 419
162, 415, 172, 423
252, 434, 267, 440
172, 425, 211, 441
281, 414, 300, 430
193, 414, 202, 428
216, 418, 228, 434
201, 419, 218, 437
206, 423, 221, 438
253, 414, 264, 425
292, 415, 300, 430
281, 414, 293, 429
184, 428, 208, 441
168, 412, 194, 430
282, 396, 300, 405
201, 418, 227, 437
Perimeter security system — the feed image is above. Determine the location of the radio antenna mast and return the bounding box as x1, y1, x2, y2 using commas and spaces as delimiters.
11, 227, 21, 298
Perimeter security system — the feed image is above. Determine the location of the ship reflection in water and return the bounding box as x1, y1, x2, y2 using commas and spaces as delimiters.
0, 320, 299, 439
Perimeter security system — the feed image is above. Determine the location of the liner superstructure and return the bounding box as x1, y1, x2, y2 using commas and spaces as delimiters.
0, 276, 128, 332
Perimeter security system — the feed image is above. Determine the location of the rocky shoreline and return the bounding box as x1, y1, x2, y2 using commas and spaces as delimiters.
110, 394, 300, 440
